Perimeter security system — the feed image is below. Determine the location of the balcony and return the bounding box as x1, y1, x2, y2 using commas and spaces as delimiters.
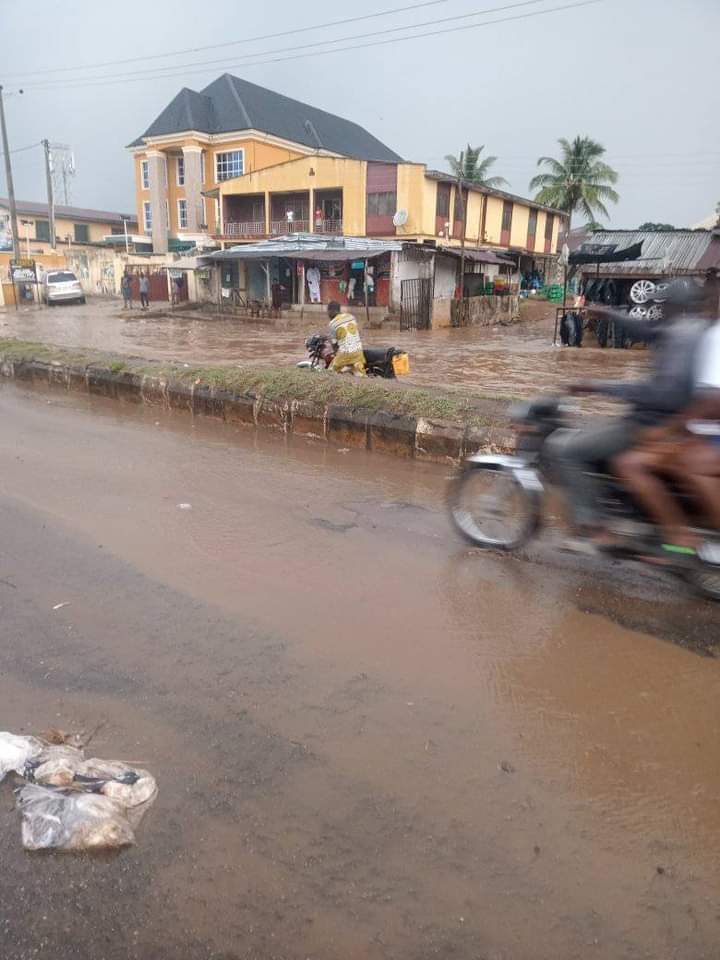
271, 219, 309, 235
223, 221, 266, 238
314, 219, 343, 235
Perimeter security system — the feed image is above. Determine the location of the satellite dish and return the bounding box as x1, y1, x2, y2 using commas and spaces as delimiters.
393, 209, 408, 227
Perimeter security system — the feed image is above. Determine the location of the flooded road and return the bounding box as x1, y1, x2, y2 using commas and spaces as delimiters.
1, 298, 649, 401
0, 379, 718, 960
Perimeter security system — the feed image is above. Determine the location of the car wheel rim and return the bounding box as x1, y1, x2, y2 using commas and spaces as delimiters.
630, 280, 656, 304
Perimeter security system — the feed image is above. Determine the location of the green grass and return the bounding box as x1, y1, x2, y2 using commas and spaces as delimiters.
0, 337, 507, 429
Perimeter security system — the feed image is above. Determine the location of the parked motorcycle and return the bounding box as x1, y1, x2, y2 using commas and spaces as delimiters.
297, 334, 410, 379
448, 395, 720, 600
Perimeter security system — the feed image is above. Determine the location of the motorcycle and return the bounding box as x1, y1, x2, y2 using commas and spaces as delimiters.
448, 395, 720, 601
297, 333, 409, 379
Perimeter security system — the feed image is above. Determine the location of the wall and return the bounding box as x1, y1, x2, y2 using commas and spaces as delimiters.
434, 254, 457, 299
134, 136, 306, 237
218, 155, 368, 236
509, 205, 530, 249
395, 164, 432, 239
445, 294, 521, 327
390, 247, 434, 310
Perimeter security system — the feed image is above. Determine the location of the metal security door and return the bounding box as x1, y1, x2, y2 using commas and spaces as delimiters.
400, 277, 432, 330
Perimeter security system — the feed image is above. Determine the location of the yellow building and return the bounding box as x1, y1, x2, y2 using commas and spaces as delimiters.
210, 154, 566, 263
0, 198, 138, 255
128, 73, 401, 253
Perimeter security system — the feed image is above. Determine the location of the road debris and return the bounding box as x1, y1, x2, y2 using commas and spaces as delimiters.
0, 730, 157, 851
177, 503, 192, 510
52, 601, 70, 611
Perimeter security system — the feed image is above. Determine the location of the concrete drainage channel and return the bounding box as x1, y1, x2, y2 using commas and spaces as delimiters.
0, 356, 514, 462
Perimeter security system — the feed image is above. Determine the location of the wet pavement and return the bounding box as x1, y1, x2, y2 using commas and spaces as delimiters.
0, 297, 650, 401
0, 379, 718, 960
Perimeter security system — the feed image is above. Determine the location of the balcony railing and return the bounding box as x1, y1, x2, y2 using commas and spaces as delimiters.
271, 219, 309, 235
223, 221, 266, 237
314, 219, 343, 235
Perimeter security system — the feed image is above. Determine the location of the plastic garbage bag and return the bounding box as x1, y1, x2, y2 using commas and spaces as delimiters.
0, 732, 43, 783
18, 784, 136, 851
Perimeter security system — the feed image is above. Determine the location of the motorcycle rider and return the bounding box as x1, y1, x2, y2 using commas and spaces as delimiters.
613, 302, 720, 560
547, 281, 708, 550
327, 301, 366, 376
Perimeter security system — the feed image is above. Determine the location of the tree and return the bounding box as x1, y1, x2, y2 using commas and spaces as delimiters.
444, 144, 508, 189
529, 136, 619, 225
638, 221, 675, 231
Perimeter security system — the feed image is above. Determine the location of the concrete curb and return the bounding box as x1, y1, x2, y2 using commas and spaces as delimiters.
0, 357, 513, 462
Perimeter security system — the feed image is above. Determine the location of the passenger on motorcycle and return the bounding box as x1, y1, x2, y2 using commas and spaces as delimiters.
547, 281, 708, 551
614, 312, 720, 561
327, 301, 366, 377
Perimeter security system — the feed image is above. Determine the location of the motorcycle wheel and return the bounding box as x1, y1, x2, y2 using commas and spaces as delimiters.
688, 563, 720, 602
448, 462, 541, 550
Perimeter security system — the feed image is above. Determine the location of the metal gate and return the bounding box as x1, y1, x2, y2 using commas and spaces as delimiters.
400, 277, 432, 330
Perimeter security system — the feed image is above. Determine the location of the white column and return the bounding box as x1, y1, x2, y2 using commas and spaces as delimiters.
146, 150, 168, 254
182, 145, 203, 233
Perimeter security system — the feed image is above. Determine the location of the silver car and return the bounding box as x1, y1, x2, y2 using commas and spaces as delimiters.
43, 270, 86, 305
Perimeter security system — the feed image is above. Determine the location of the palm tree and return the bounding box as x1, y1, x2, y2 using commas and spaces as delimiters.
444, 144, 508, 189
529, 136, 619, 226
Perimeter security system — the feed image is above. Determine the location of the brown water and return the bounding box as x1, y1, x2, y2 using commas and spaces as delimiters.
0, 379, 718, 960
1, 298, 650, 401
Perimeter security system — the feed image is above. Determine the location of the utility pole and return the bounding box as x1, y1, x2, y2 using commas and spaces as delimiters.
0, 84, 21, 261
42, 140, 56, 249
456, 150, 467, 301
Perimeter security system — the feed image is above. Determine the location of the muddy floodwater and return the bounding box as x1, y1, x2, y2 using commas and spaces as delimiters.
0, 378, 718, 960
0, 298, 650, 400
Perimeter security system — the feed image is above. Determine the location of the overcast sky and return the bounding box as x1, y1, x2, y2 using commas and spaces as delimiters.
2, 0, 718, 228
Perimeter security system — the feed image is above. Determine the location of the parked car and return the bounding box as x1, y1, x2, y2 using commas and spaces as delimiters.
42, 270, 86, 305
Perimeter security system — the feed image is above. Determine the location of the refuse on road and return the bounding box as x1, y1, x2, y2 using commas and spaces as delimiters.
0, 731, 157, 851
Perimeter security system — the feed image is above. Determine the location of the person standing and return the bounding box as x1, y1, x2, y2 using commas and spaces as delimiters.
306, 265, 321, 303
139, 272, 150, 311
120, 271, 132, 309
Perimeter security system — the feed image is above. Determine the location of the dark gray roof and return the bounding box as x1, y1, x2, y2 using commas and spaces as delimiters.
425, 169, 567, 217
0, 197, 137, 225
130, 73, 402, 163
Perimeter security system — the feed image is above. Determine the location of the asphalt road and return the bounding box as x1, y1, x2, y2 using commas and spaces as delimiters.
0, 380, 718, 960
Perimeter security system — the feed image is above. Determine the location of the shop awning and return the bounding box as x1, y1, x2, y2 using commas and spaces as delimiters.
569, 241, 644, 266
439, 245, 515, 266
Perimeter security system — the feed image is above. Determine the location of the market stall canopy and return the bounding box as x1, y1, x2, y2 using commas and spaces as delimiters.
569, 241, 643, 266
201, 233, 402, 263
438, 245, 516, 266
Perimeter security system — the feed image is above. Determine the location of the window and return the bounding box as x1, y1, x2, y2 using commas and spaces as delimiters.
215, 149, 244, 182
200, 151, 206, 184
177, 199, 188, 229
545, 213, 554, 240
141, 160, 150, 190
74, 223, 89, 242
200, 197, 207, 228
436, 183, 451, 219
111, 226, 124, 235
501, 201, 513, 232
367, 191, 396, 216
143, 201, 152, 233
453, 187, 467, 224
165, 201, 169, 228
176, 156, 185, 186
35, 219, 50, 241
527, 209, 538, 248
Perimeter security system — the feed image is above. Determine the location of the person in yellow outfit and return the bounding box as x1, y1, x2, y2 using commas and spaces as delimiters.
328, 301, 366, 376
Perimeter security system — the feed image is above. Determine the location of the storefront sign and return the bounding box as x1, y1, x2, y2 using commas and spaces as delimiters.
10, 259, 36, 283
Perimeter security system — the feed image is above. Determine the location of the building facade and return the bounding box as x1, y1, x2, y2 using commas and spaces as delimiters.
0, 199, 137, 255
128, 73, 401, 254
210, 154, 566, 263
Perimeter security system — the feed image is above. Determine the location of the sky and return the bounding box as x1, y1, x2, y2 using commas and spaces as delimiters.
1, 0, 718, 228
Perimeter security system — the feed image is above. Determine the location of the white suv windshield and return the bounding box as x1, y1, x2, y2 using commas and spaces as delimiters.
47, 272, 78, 283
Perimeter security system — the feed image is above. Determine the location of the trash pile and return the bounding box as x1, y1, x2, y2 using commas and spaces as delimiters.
0, 731, 157, 851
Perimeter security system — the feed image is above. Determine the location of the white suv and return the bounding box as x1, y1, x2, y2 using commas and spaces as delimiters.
43, 270, 86, 305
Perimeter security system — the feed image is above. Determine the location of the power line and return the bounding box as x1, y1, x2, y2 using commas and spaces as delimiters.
19, 0, 606, 92
21, 0, 551, 88
0, 141, 41, 159
2, 0, 448, 80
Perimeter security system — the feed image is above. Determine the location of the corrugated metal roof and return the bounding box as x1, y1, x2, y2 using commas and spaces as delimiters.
579, 230, 718, 276
202, 232, 402, 262
438, 245, 515, 266
0, 197, 136, 225
130, 73, 402, 163
424, 170, 568, 217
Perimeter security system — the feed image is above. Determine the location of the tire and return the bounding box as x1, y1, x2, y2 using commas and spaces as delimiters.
596, 318, 609, 347
688, 563, 720, 602
78, 297, 86, 305
448, 461, 542, 550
